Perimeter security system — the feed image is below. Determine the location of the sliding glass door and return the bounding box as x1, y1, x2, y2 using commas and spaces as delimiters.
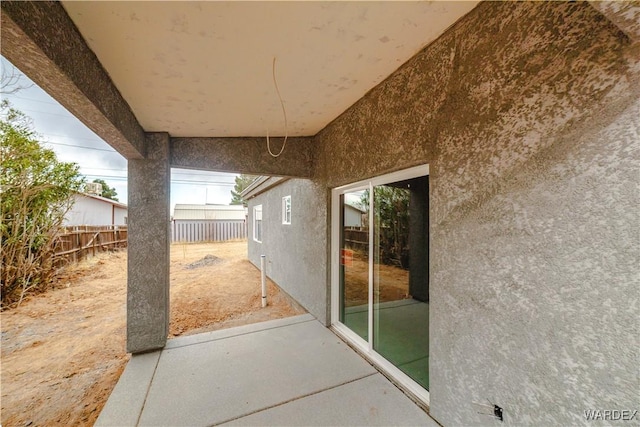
372, 177, 429, 390
333, 166, 430, 398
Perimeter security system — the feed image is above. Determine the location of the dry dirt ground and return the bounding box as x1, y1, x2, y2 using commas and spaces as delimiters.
344, 251, 411, 307
1, 240, 305, 427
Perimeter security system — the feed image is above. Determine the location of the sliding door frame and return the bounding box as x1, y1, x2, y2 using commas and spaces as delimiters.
330, 164, 430, 406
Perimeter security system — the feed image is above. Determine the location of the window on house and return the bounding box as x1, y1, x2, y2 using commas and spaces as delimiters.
253, 205, 263, 242
282, 195, 291, 225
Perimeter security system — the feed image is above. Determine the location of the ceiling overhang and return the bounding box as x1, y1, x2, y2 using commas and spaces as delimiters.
61, 1, 479, 138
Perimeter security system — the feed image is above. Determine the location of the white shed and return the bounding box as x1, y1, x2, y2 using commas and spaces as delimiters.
173, 204, 247, 220
344, 202, 365, 228
64, 193, 128, 226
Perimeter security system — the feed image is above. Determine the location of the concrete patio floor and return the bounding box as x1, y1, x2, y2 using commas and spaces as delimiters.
96, 314, 438, 426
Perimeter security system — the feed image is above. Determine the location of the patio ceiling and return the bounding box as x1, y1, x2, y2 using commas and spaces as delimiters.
60, 1, 479, 138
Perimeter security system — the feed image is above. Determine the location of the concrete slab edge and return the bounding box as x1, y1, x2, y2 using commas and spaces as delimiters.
95, 351, 161, 427
164, 314, 315, 350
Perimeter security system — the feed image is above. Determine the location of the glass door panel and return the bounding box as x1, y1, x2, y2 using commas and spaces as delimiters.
372, 177, 430, 390
339, 191, 369, 341
334, 167, 430, 395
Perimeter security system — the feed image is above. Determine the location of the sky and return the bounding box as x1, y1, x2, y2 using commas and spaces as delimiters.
1, 57, 238, 213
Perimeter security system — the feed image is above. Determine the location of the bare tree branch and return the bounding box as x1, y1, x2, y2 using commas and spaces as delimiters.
1, 62, 34, 95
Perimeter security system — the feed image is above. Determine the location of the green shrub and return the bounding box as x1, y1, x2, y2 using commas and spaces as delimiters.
1, 101, 84, 308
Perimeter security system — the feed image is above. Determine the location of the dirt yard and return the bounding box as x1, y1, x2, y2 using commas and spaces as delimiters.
344, 251, 411, 307
1, 240, 305, 427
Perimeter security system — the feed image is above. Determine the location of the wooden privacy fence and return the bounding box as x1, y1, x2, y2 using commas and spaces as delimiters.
53, 225, 128, 265
172, 220, 247, 243
343, 227, 368, 252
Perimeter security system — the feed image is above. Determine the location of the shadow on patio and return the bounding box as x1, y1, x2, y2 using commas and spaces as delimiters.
96, 314, 437, 426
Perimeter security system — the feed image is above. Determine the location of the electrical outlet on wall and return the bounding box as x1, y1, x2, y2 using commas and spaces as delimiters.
472, 401, 504, 422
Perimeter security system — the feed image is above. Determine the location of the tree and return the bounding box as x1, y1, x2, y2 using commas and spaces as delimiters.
361, 185, 410, 268
1, 61, 33, 95
230, 174, 257, 206
92, 178, 118, 201
1, 101, 85, 307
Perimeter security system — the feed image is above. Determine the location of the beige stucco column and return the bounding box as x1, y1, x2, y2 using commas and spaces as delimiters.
126, 133, 171, 353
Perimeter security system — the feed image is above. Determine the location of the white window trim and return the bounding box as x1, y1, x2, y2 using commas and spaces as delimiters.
282, 195, 291, 225
253, 204, 263, 243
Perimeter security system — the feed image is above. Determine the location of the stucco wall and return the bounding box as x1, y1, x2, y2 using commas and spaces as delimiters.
315, 2, 639, 426
247, 179, 329, 324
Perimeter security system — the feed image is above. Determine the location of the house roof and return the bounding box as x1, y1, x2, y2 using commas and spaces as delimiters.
344, 201, 366, 214
241, 176, 290, 200
174, 204, 245, 211
77, 192, 128, 209
173, 204, 247, 220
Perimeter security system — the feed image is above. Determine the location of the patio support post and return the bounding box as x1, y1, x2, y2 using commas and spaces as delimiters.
127, 133, 171, 353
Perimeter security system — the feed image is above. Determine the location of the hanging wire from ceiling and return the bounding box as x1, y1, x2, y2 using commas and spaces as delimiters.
266, 57, 288, 158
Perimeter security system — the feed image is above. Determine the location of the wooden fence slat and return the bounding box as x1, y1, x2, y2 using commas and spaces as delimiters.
53, 225, 128, 267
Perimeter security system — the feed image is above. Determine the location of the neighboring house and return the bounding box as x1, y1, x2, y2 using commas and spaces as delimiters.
172, 204, 247, 242
343, 202, 365, 228
64, 192, 127, 227
6, 2, 638, 425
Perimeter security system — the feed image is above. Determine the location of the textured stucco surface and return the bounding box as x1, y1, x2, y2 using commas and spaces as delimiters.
5, 0, 638, 421
430, 95, 639, 426
589, 1, 640, 43
247, 179, 329, 325
0, 1, 146, 159
315, 2, 639, 425
127, 133, 171, 353
171, 137, 315, 178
